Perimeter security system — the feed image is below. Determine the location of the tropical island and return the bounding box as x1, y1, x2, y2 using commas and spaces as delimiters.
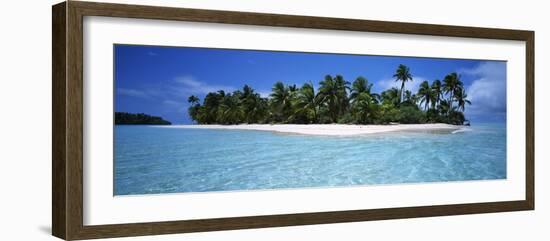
186, 65, 471, 127
115, 112, 172, 125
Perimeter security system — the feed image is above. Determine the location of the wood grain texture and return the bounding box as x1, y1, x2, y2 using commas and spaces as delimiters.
525, 32, 535, 209
52, 2, 67, 239
51, 1, 535, 240
66, 2, 85, 240
71, 1, 533, 40
73, 201, 530, 240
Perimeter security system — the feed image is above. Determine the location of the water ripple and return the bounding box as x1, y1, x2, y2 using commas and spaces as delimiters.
114, 124, 506, 195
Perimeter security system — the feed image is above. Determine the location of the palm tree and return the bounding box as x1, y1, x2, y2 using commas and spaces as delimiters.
201, 91, 225, 124
352, 92, 378, 124
218, 93, 244, 124
288, 84, 298, 93
186, 71, 471, 125
317, 75, 336, 122
270, 81, 293, 122
393, 64, 413, 103
318, 75, 349, 122
240, 85, 254, 122
438, 99, 454, 116
431, 79, 442, 108
417, 80, 435, 110
187, 95, 199, 105
350, 76, 379, 103
239, 85, 268, 123
334, 75, 351, 114
454, 87, 471, 112
442, 72, 463, 108
350, 76, 368, 101
402, 90, 416, 105
247, 96, 269, 123
293, 82, 319, 123
288, 84, 299, 118
187, 95, 201, 123
381, 87, 400, 106
242, 84, 253, 98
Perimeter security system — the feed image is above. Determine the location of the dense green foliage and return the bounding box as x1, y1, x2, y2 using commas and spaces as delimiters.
115, 112, 171, 125
187, 65, 471, 125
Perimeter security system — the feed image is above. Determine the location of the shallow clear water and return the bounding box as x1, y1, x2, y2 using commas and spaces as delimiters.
114, 123, 506, 195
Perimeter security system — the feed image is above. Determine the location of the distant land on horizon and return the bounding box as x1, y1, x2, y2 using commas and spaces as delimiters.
115, 112, 171, 125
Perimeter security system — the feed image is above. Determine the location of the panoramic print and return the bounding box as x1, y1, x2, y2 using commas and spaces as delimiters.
114, 44, 506, 195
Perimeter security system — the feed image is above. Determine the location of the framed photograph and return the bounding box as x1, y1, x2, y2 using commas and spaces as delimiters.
52, 1, 534, 240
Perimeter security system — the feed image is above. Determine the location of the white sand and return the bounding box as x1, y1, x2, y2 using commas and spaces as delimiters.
161, 123, 462, 136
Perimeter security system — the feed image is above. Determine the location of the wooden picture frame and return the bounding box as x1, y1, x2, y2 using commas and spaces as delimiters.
52, 1, 534, 240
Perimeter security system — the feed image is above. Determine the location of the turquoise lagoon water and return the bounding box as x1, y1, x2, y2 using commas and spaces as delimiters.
114, 123, 506, 195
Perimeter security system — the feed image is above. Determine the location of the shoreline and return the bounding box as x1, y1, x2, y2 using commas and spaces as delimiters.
159, 123, 463, 136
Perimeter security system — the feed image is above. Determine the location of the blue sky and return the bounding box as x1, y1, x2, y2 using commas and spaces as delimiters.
115, 44, 506, 124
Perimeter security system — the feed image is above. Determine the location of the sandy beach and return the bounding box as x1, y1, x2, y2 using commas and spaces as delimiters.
161, 123, 463, 136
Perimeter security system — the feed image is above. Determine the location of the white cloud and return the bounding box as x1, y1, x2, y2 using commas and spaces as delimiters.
117, 75, 238, 124
174, 75, 236, 94
175, 76, 201, 87
460, 62, 506, 79
163, 99, 187, 113
460, 62, 506, 119
117, 88, 150, 99
257, 90, 272, 98
163, 100, 180, 106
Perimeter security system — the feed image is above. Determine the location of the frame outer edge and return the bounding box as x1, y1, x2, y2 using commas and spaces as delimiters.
52, 1, 68, 240
70, 0, 533, 40
53, 1, 536, 240
66, 0, 86, 240
525, 31, 535, 210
